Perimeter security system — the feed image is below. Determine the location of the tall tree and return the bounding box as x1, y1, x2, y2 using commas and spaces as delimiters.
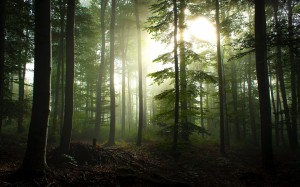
108, 0, 116, 146
60, 0, 75, 154
271, 0, 294, 149
52, 0, 66, 138
172, 0, 179, 152
287, 0, 299, 150
95, 0, 108, 137
216, 0, 225, 155
20, 0, 51, 174
135, 0, 144, 146
0, 0, 6, 133
248, 54, 257, 145
254, 0, 273, 169
179, 0, 188, 141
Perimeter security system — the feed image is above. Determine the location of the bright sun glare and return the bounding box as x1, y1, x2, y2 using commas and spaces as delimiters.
185, 17, 216, 44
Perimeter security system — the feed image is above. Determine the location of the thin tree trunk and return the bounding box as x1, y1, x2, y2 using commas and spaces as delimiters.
108, 0, 116, 146
52, 0, 65, 138
274, 74, 280, 146
172, 0, 179, 152
21, 0, 51, 174
216, 0, 225, 156
269, 63, 278, 146
95, 0, 108, 137
248, 54, 257, 145
254, 0, 273, 169
17, 62, 25, 133
143, 64, 147, 129
241, 70, 247, 138
60, 0, 75, 154
0, 0, 5, 133
134, 0, 144, 146
231, 60, 240, 141
272, 0, 293, 149
120, 21, 126, 138
179, 0, 188, 141
127, 70, 132, 132
200, 82, 204, 137
288, 0, 299, 150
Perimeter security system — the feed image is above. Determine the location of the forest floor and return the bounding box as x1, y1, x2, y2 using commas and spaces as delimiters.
0, 134, 300, 186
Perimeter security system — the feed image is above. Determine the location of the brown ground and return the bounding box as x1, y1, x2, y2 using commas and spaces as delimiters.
0, 134, 300, 187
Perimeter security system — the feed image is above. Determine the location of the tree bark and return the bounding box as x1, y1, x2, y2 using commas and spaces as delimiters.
200, 82, 204, 137
52, 0, 65, 138
21, 0, 51, 174
179, 0, 188, 141
0, 0, 6, 133
120, 20, 127, 138
172, 0, 179, 152
108, 0, 116, 146
95, 0, 108, 137
127, 70, 132, 132
216, 0, 225, 156
248, 55, 257, 145
60, 0, 75, 154
287, 0, 299, 150
231, 61, 240, 141
271, 0, 295, 149
17, 62, 25, 133
254, 0, 273, 169
134, 0, 144, 146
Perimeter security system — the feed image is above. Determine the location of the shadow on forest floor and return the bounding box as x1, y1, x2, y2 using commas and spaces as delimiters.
1, 134, 300, 186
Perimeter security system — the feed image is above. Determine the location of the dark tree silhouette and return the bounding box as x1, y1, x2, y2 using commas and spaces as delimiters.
108, 0, 116, 146
179, 0, 188, 141
0, 0, 6, 133
288, 0, 299, 150
254, 0, 273, 169
60, 0, 75, 154
95, 0, 108, 137
135, 0, 144, 146
172, 0, 179, 152
20, 0, 51, 174
52, 0, 66, 139
216, 0, 225, 156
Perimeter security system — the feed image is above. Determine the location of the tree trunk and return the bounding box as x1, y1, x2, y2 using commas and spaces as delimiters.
269, 63, 278, 146
179, 0, 188, 141
143, 64, 147, 129
17, 63, 25, 133
248, 55, 257, 145
52, 0, 65, 138
272, 0, 294, 149
60, 0, 75, 154
120, 21, 127, 138
134, 0, 144, 146
108, 0, 116, 146
95, 0, 108, 137
172, 0, 179, 152
287, 0, 299, 150
20, 0, 51, 174
127, 70, 132, 132
0, 0, 6, 133
216, 0, 225, 156
231, 61, 240, 141
200, 82, 204, 137
254, 0, 273, 169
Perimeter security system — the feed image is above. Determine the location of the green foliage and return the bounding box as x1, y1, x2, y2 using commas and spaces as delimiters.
188, 70, 217, 84
148, 68, 174, 85
145, 0, 174, 42
157, 122, 209, 139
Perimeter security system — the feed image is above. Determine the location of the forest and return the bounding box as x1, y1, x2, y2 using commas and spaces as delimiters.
0, 0, 300, 186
